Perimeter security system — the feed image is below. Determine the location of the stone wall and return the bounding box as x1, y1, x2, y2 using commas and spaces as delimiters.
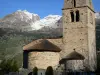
66, 60, 84, 71
62, 7, 89, 58
63, 0, 93, 9
87, 8, 97, 71
28, 52, 60, 70
47, 38, 63, 50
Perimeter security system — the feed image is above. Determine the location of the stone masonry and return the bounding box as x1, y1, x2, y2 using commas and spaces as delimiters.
28, 52, 60, 69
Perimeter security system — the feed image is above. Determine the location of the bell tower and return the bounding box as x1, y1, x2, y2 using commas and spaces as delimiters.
62, 0, 97, 71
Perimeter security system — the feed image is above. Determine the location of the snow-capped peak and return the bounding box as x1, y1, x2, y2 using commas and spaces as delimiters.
44, 15, 61, 19
95, 12, 100, 19
15, 10, 39, 20
0, 10, 40, 31
31, 15, 62, 30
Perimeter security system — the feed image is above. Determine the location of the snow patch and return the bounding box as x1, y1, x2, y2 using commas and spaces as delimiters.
31, 15, 61, 30
16, 10, 39, 20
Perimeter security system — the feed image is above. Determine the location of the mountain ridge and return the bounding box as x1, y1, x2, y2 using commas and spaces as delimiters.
0, 10, 62, 32
1, 10, 100, 31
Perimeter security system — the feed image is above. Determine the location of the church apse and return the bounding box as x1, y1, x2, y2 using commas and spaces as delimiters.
23, 39, 61, 70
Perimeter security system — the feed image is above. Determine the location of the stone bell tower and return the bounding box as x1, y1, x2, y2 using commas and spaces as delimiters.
62, 0, 97, 71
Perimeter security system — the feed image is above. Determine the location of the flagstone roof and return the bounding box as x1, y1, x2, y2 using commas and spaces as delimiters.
59, 51, 85, 64
23, 38, 63, 52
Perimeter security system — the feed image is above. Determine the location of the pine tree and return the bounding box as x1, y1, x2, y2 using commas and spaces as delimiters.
45, 66, 53, 75
33, 67, 38, 75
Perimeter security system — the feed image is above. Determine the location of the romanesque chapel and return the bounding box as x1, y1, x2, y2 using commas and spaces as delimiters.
23, 0, 97, 72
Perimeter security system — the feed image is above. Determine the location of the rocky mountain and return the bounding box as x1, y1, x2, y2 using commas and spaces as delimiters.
31, 15, 62, 30
33, 16, 63, 36
0, 10, 40, 32
0, 10, 63, 33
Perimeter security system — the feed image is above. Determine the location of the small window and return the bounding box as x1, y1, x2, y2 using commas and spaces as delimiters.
76, 10, 80, 22
74, 0, 76, 7
70, 12, 74, 22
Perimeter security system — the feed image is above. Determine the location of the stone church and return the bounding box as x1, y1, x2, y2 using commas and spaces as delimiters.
23, 0, 97, 72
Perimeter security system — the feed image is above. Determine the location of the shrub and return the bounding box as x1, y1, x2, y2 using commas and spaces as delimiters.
0, 59, 19, 74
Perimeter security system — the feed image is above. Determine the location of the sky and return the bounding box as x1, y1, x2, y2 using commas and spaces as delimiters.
0, 0, 100, 19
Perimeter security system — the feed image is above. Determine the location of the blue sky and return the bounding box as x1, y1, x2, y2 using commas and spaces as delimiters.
0, 0, 100, 18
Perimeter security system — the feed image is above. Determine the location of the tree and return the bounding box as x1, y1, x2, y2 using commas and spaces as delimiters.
33, 67, 38, 75
11, 60, 19, 72
0, 59, 19, 74
45, 66, 53, 75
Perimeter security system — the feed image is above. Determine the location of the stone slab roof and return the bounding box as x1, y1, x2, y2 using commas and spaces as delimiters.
23, 38, 63, 52
59, 51, 85, 64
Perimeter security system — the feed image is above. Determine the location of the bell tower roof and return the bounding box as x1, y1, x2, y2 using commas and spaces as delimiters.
63, 0, 94, 11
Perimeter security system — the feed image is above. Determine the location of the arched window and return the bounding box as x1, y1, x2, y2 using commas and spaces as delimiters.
70, 11, 74, 22
74, 0, 76, 7
76, 10, 80, 22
